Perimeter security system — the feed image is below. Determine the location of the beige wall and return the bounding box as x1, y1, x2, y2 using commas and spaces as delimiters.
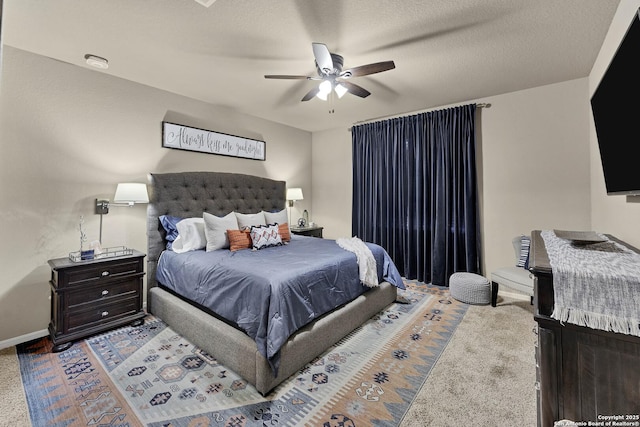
311, 127, 353, 239
589, 0, 640, 249
311, 79, 593, 280
0, 46, 312, 345
481, 80, 592, 274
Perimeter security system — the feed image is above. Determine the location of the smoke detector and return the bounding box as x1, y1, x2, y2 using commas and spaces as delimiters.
194, 0, 216, 7
84, 54, 109, 69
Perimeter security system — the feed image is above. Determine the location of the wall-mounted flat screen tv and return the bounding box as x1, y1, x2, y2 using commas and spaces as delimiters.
590, 8, 640, 196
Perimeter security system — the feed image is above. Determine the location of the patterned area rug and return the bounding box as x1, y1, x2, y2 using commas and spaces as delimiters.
17, 280, 467, 426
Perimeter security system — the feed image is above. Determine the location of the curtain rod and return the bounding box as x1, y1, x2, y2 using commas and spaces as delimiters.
348, 102, 491, 131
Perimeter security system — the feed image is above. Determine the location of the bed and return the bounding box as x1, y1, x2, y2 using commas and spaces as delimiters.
146, 171, 402, 395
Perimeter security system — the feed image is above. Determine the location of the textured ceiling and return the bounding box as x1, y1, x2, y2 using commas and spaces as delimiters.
2, 0, 620, 132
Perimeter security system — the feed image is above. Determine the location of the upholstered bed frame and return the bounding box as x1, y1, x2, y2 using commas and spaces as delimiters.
146, 171, 397, 395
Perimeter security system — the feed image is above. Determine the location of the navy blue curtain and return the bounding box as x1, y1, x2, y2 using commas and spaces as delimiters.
352, 103, 481, 286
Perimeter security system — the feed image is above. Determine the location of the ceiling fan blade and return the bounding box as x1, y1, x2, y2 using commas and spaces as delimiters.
301, 86, 320, 102
312, 42, 333, 74
340, 81, 371, 98
264, 74, 310, 79
340, 61, 396, 78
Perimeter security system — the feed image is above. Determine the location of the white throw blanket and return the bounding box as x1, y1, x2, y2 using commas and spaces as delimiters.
336, 236, 379, 288
541, 230, 640, 337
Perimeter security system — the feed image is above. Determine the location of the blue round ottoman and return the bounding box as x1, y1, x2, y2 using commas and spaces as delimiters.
449, 272, 491, 305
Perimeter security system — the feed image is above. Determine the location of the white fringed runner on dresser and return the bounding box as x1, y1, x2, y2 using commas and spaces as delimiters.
541, 230, 640, 337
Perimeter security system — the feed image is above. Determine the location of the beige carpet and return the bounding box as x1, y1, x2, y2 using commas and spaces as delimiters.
400, 293, 537, 426
0, 293, 536, 426
0, 345, 31, 427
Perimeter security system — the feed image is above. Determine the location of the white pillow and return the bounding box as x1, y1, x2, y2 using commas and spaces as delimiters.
203, 211, 239, 251
263, 209, 288, 225
172, 218, 206, 253
235, 211, 266, 230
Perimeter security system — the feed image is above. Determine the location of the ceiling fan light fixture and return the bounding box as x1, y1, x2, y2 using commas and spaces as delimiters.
335, 83, 348, 98
316, 80, 332, 101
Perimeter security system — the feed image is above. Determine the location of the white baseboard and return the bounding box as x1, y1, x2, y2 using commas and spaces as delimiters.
0, 329, 49, 351
0, 304, 148, 351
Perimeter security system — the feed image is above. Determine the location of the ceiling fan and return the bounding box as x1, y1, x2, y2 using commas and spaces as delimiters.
264, 42, 395, 102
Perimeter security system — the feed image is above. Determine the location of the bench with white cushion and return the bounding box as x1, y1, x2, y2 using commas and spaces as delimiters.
490, 235, 534, 307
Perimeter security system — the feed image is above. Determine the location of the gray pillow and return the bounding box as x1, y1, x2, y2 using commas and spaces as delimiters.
235, 211, 266, 230
203, 212, 239, 251
263, 209, 288, 225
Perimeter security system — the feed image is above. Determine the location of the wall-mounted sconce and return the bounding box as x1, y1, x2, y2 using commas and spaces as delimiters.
286, 187, 303, 226
95, 183, 149, 243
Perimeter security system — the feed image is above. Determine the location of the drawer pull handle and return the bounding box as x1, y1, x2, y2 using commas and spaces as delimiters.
101, 271, 110, 277
101, 311, 109, 317
101, 290, 109, 296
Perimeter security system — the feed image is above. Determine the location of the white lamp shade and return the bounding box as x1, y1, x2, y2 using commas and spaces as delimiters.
286, 187, 303, 201
114, 183, 149, 203
335, 83, 348, 98
319, 80, 332, 94
316, 80, 332, 100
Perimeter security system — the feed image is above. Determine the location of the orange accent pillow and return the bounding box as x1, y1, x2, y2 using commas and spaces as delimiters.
278, 223, 291, 242
227, 229, 252, 251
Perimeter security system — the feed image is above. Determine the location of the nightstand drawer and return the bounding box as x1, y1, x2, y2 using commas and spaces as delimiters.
60, 259, 141, 287
67, 279, 140, 308
67, 296, 140, 331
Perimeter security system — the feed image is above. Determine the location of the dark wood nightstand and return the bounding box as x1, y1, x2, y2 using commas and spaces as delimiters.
290, 225, 323, 238
48, 249, 146, 352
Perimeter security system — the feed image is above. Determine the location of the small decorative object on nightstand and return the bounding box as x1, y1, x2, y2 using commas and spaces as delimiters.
290, 224, 323, 238
48, 249, 146, 352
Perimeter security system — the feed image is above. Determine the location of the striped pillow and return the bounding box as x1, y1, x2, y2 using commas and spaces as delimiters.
227, 229, 252, 251
278, 223, 291, 243
516, 235, 531, 269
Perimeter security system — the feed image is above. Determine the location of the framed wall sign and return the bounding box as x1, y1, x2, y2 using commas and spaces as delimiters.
162, 122, 266, 161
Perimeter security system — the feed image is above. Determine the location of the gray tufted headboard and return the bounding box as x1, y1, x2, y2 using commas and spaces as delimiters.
146, 171, 286, 296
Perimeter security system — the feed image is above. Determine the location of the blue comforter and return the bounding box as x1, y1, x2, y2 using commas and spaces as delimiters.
156, 234, 404, 374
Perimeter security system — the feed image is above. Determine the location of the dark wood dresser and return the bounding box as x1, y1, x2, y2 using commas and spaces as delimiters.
48, 250, 146, 352
530, 230, 640, 426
